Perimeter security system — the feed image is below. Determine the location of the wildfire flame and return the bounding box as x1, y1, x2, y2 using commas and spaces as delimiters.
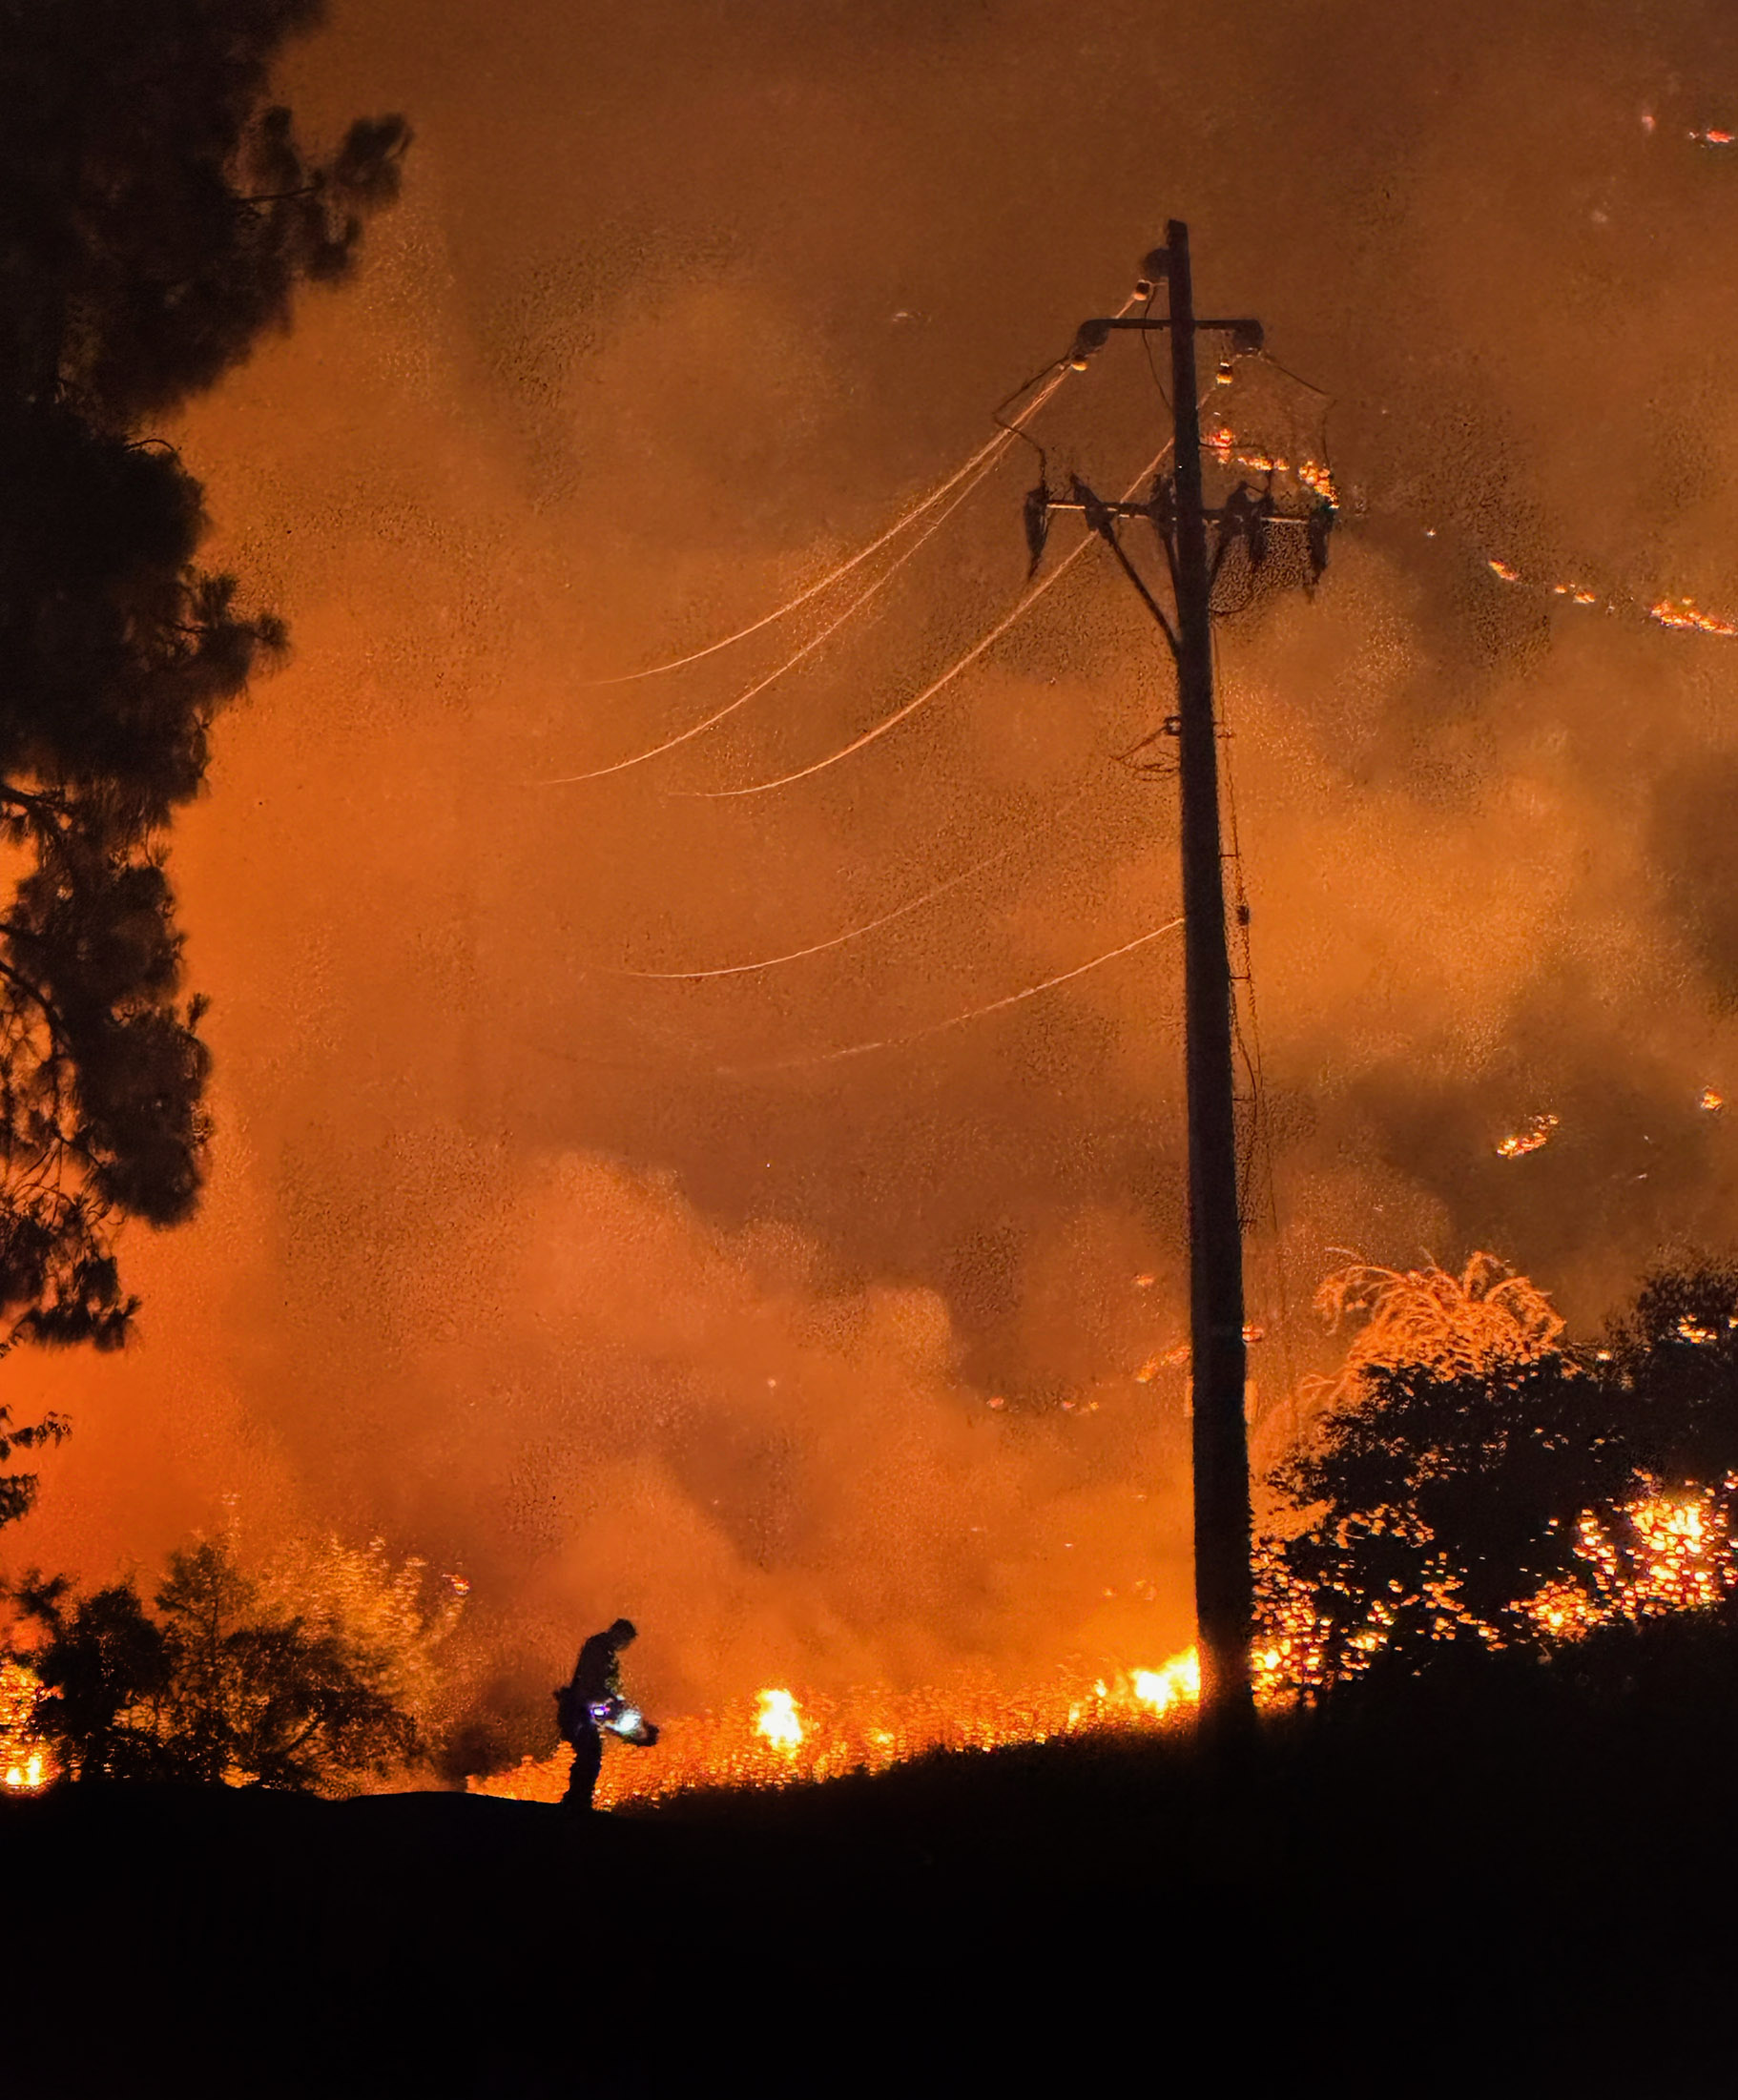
1522, 1487, 1734, 1638
1648, 597, 1738, 637
1497, 1112, 1560, 1159
1131, 1650, 1201, 1716
0, 1660, 51, 1790
3, 1752, 44, 1792
473, 1647, 1207, 1811
755, 1688, 804, 1751
1203, 429, 1340, 510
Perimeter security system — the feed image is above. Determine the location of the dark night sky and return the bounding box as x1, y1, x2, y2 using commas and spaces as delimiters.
9, 0, 1738, 1736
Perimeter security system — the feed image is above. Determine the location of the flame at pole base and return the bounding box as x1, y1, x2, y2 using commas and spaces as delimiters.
1131, 1651, 1201, 1717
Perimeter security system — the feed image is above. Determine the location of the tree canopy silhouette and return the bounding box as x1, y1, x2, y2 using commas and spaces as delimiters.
1262, 1258, 1738, 1691
0, 0, 405, 1523
10, 1530, 456, 1789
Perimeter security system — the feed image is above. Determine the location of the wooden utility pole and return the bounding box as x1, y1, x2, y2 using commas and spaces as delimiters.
1162, 220, 1255, 1733
1035, 223, 1281, 1735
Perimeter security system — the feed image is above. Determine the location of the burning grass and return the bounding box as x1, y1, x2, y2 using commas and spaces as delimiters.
470, 1647, 1204, 1808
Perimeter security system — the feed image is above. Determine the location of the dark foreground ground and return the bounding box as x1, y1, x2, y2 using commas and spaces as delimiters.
9, 1627, 1738, 2098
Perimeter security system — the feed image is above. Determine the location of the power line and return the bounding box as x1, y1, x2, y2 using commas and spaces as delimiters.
534, 413, 1032, 786
676, 432, 1186, 802
715, 916, 1183, 1075
580, 778, 1100, 980
573, 295, 1141, 690
1254, 348, 1333, 399
578, 429, 1021, 689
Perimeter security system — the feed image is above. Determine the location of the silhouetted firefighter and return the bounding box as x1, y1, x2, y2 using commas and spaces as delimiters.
556, 1617, 659, 1810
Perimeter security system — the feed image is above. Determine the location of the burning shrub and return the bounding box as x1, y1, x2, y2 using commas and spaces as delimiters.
1260, 1256, 1738, 1695
7, 1531, 464, 1791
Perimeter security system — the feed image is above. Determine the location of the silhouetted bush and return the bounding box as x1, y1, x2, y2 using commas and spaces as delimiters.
12, 1533, 425, 1788
1264, 1258, 1738, 1690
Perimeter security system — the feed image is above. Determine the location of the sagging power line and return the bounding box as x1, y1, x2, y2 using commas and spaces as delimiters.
583, 778, 1100, 980
672, 435, 1181, 801
713, 916, 1184, 1075
569, 291, 1144, 693
536, 404, 1041, 786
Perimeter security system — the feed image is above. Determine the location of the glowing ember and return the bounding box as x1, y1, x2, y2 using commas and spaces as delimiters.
1700, 1087, 1724, 1112
1204, 430, 1340, 511
3, 1752, 44, 1792
1522, 1486, 1734, 1638
755, 1688, 804, 1750
1648, 598, 1738, 637
1497, 1112, 1560, 1159
1488, 558, 1521, 582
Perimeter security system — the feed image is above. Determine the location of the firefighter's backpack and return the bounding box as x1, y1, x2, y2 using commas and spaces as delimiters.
553, 1682, 586, 1744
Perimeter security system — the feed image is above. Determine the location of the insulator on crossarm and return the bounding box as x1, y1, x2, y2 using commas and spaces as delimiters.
1070, 319, 1112, 361
1069, 474, 1113, 538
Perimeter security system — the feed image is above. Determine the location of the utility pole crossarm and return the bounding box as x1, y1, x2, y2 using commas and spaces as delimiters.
1069, 315, 1264, 361
1044, 498, 1315, 528
1076, 317, 1264, 338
